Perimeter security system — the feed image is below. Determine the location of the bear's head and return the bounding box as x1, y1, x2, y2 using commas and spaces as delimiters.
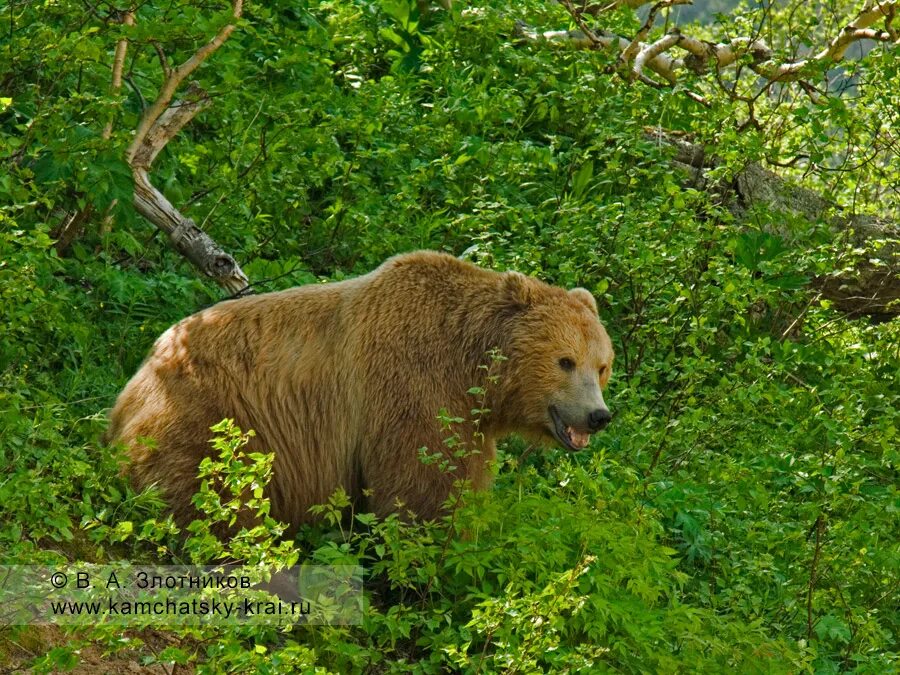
497, 272, 614, 451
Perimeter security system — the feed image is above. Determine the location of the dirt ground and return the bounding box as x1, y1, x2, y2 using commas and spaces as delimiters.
0, 626, 195, 674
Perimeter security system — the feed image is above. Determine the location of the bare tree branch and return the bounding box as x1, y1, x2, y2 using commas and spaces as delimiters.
517, 0, 899, 96
514, 21, 685, 82
760, 2, 899, 80
123, 1, 249, 295
129, 89, 248, 294
623, 0, 690, 68
126, 0, 244, 165
633, 32, 681, 85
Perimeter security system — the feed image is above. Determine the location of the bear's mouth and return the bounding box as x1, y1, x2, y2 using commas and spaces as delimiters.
549, 406, 592, 451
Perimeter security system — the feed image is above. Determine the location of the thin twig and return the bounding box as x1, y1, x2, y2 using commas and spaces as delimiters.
806, 515, 826, 641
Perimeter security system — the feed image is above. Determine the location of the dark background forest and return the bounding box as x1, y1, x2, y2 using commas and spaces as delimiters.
1, 0, 898, 672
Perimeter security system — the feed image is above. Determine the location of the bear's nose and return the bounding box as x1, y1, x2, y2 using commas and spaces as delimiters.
588, 408, 612, 432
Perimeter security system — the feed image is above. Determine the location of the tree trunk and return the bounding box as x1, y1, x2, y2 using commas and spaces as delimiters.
652, 130, 899, 318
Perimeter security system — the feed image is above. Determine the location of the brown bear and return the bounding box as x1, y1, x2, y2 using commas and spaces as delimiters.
106, 251, 614, 531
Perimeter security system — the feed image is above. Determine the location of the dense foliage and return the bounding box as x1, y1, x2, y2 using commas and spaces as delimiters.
1, 0, 897, 672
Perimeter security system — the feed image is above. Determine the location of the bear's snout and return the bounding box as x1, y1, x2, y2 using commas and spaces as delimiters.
588, 408, 612, 432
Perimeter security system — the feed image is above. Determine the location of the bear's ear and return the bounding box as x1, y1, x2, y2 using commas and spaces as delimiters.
503, 271, 538, 309
569, 287, 598, 315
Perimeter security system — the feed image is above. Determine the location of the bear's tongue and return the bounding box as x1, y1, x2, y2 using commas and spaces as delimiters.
565, 426, 591, 449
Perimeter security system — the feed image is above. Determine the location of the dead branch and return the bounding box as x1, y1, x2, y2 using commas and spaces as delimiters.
126, 1, 244, 164
761, 2, 899, 80
514, 21, 685, 82
633, 32, 681, 85
622, 0, 690, 68
123, 1, 249, 294
517, 0, 899, 96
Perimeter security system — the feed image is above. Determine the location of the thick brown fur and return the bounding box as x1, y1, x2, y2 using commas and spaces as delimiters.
106, 251, 614, 532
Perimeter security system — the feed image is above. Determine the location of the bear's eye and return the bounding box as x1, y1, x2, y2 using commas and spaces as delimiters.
558, 357, 575, 372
